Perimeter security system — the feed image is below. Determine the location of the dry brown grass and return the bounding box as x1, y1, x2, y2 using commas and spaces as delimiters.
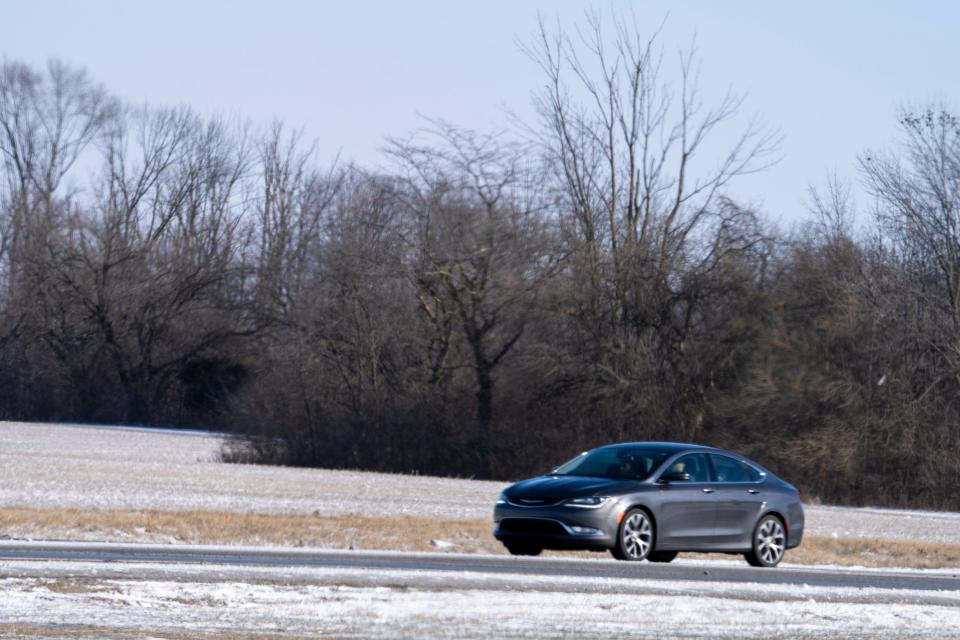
41, 578, 122, 595
0, 506, 499, 553
2, 507, 959, 569
785, 534, 960, 569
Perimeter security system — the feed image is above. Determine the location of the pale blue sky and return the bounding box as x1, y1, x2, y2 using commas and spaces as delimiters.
2, 0, 957, 224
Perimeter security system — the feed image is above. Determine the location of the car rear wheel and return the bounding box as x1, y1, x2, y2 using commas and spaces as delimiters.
504, 542, 542, 556
611, 508, 654, 561
647, 550, 678, 563
745, 515, 786, 567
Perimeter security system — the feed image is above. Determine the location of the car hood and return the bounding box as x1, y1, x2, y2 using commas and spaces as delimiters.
505, 475, 635, 499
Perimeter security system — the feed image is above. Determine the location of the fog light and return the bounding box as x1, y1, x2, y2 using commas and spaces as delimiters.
570, 526, 601, 535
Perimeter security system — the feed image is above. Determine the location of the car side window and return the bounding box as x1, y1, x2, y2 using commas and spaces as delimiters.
665, 453, 711, 482
710, 454, 759, 482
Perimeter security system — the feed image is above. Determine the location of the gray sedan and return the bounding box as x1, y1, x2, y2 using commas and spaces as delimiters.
493, 442, 804, 567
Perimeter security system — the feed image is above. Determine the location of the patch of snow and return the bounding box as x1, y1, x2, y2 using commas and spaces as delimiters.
0, 561, 959, 639
429, 539, 458, 549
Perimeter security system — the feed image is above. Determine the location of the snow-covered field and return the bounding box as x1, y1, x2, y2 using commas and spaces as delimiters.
2, 557, 959, 639
2, 421, 960, 639
0, 421, 498, 519
1, 420, 958, 544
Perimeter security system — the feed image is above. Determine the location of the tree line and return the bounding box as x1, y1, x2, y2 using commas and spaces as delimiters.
2, 16, 959, 509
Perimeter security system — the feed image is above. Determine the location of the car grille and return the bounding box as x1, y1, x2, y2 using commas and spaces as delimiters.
498, 518, 568, 536
506, 496, 563, 507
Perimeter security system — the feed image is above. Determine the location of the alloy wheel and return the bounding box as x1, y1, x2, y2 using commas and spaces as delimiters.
755, 517, 785, 566
621, 511, 653, 560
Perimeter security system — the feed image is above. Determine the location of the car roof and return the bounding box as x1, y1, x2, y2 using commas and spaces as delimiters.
595, 442, 718, 454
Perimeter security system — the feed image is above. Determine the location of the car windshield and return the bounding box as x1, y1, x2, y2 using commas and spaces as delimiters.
552, 446, 672, 480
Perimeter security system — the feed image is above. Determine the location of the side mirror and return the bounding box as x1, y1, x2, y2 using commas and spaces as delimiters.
658, 471, 692, 484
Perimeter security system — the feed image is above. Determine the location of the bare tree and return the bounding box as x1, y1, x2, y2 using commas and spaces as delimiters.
523, 11, 777, 439
387, 123, 559, 475
253, 124, 345, 318
863, 108, 960, 393
0, 59, 111, 202
35, 107, 258, 422
0, 59, 112, 416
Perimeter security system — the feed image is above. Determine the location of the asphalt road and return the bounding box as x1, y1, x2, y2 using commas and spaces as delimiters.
1, 541, 958, 593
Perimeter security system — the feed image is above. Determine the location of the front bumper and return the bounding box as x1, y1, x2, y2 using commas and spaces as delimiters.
493, 499, 621, 550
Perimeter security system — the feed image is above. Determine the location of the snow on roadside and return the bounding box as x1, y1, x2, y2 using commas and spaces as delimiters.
2, 420, 960, 544
0, 574, 957, 639
1, 559, 960, 639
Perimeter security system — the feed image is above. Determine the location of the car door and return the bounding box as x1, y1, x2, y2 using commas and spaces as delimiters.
655, 453, 718, 549
709, 453, 767, 549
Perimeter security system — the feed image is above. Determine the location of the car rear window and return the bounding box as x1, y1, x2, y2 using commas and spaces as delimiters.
710, 454, 761, 482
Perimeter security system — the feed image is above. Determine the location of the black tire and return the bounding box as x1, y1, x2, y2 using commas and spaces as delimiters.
744, 514, 786, 568
610, 508, 654, 561
504, 542, 542, 556
648, 550, 678, 563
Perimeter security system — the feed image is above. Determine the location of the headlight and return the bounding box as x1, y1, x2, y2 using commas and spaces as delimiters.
566, 496, 615, 508
496, 493, 508, 505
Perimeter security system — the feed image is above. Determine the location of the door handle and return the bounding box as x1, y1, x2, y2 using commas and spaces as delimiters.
702, 488, 715, 494
747, 489, 760, 494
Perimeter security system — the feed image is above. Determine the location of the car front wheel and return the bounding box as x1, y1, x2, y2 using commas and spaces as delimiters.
504, 542, 542, 556
745, 515, 786, 567
611, 508, 654, 561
